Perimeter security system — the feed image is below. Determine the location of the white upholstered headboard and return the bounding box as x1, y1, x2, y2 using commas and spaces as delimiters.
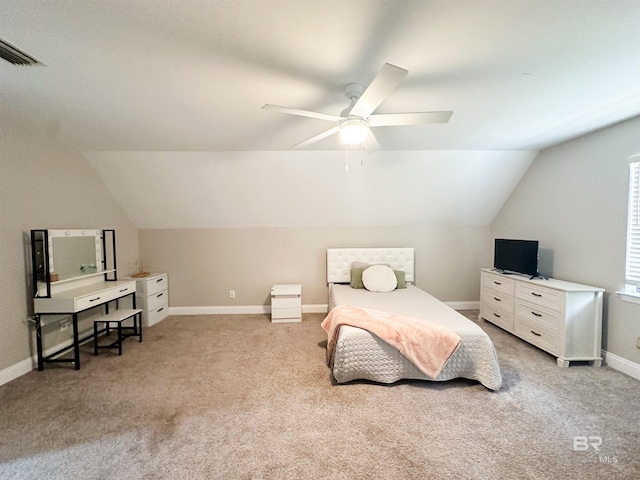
327, 248, 415, 284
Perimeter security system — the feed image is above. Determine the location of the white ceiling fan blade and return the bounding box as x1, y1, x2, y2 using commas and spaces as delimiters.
368, 111, 453, 127
349, 63, 408, 118
364, 130, 380, 152
293, 126, 340, 149
262, 104, 342, 122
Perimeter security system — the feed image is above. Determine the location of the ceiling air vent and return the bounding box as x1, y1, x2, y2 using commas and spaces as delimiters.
0, 38, 43, 66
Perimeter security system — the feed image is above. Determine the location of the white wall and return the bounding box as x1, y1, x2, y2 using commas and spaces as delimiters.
85, 150, 537, 228
491, 115, 640, 364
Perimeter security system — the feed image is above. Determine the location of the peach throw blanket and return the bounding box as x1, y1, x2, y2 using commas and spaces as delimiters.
321, 305, 461, 379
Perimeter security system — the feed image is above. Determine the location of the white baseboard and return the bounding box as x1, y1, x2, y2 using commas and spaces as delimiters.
0, 331, 108, 387
168, 304, 328, 316
446, 301, 480, 310
169, 303, 474, 316
602, 350, 640, 381
0, 357, 34, 387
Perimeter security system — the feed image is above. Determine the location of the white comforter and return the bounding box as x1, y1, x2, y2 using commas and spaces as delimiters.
327, 284, 502, 390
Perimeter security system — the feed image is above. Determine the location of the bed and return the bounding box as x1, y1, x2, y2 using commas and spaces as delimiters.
322, 248, 502, 390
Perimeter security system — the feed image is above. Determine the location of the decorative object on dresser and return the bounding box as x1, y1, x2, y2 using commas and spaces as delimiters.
127, 273, 169, 327
270, 284, 302, 323
479, 269, 604, 367
30, 229, 140, 370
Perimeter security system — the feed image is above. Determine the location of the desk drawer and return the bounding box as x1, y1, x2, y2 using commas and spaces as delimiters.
76, 292, 108, 311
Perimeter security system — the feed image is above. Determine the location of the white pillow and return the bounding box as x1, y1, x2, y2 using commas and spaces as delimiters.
362, 264, 398, 292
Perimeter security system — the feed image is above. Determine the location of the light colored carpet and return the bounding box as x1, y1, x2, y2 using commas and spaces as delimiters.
0, 311, 639, 479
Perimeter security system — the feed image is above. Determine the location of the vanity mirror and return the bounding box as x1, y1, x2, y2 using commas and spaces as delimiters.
48, 229, 103, 280
30, 229, 117, 298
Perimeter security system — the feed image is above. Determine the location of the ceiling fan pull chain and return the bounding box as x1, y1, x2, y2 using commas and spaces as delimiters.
345, 144, 349, 173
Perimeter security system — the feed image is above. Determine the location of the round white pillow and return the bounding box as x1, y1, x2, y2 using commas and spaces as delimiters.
362, 264, 398, 292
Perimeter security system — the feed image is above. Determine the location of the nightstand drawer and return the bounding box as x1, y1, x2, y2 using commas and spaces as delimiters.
272, 296, 300, 309
272, 307, 301, 319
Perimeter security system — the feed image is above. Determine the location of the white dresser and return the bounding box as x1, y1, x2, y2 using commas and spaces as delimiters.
480, 269, 604, 367
270, 284, 302, 323
132, 273, 169, 327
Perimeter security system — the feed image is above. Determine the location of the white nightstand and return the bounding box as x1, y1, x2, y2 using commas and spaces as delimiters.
270, 284, 302, 323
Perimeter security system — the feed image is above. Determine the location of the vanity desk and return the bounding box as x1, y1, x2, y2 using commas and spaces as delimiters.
33, 277, 137, 369
30, 229, 137, 370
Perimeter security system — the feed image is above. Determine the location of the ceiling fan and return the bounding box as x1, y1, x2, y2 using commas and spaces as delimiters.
262, 63, 453, 151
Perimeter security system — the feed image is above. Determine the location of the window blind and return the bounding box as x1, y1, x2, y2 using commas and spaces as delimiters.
625, 161, 640, 285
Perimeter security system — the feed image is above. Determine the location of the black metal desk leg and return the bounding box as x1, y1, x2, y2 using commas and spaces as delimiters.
36, 315, 44, 371
72, 313, 80, 370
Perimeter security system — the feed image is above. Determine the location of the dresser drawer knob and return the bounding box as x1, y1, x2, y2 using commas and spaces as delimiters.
157, 293, 163, 298
493, 312, 501, 318
530, 330, 542, 337
494, 297, 501, 302
531, 292, 542, 297
89, 297, 101, 302
531, 311, 542, 317
494, 281, 502, 285
156, 278, 164, 283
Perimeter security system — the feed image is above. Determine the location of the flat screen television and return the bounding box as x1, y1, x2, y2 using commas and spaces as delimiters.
493, 239, 539, 277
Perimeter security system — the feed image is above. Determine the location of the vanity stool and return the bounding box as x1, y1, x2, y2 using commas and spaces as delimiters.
93, 308, 143, 356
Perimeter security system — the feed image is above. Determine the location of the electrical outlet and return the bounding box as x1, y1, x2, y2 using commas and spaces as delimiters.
229, 290, 236, 299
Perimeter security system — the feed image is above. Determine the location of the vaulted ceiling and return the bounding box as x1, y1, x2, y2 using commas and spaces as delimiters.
2, 1, 639, 228
3, 0, 639, 152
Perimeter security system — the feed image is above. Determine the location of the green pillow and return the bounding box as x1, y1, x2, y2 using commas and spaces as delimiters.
351, 267, 406, 289
350, 268, 365, 289
394, 270, 407, 289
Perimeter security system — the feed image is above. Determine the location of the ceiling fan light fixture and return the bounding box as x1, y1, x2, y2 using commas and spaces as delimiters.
339, 118, 369, 144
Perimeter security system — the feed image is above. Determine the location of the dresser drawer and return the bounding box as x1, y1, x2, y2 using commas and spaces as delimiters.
145, 304, 168, 327
146, 290, 168, 311
112, 282, 136, 299
515, 300, 560, 332
515, 317, 559, 354
481, 304, 514, 331
482, 271, 515, 296
482, 288, 514, 312
516, 283, 563, 311
139, 274, 168, 296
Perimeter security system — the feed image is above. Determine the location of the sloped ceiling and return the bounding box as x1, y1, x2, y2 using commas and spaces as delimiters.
2, 1, 639, 228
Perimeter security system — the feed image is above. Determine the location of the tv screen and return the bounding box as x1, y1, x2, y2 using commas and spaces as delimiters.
494, 239, 539, 277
